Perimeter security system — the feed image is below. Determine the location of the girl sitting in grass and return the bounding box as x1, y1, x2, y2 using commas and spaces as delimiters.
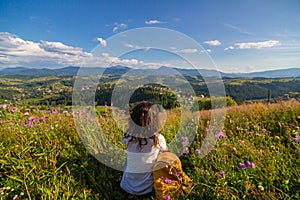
120, 101, 168, 197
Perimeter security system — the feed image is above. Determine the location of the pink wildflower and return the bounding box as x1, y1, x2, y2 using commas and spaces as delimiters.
220, 171, 225, 178
183, 147, 189, 154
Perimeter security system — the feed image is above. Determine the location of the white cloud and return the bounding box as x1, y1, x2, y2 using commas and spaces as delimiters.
112, 23, 128, 33
224, 46, 235, 51
0, 32, 170, 69
235, 40, 280, 49
204, 40, 221, 46
124, 42, 150, 51
145, 20, 163, 25
175, 48, 198, 53
206, 49, 212, 53
96, 37, 107, 47
224, 40, 280, 50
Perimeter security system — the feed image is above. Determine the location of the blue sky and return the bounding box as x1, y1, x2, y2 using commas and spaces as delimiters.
0, 0, 300, 72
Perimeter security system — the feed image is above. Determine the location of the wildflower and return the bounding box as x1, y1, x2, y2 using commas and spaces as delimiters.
195, 149, 201, 154
223, 142, 227, 146
166, 195, 171, 200
53, 111, 58, 115
238, 163, 246, 169
0, 120, 2, 125
183, 147, 189, 154
256, 133, 261, 136
176, 171, 182, 175
248, 131, 253, 135
164, 178, 173, 185
275, 150, 280, 154
39, 118, 44, 122
45, 116, 49, 118
182, 137, 188, 147
28, 121, 33, 127
218, 131, 225, 138
9, 107, 15, 113
47, 110, 51, 114
245, 161, 252, 167
261, 129, 267, 133
293, 137, 300, 142
181, 141, 188, 147
220, 171, 225, 178
28, 117, 35, 122
249, 163, 256, 168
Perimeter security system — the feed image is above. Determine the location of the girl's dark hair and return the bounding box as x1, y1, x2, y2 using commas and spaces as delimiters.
125, 101, 161, 149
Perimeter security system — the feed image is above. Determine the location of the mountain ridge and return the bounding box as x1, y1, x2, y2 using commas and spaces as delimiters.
0, 66, 299, 78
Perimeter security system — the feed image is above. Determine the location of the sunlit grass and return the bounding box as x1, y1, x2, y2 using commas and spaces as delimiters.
0, 100, 299, 199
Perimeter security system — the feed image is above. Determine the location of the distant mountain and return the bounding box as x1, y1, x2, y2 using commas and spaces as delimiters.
0, 66, 299, 78
223, 68, 300, 78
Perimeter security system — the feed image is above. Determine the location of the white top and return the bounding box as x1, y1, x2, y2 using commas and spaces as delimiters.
120, 133, 167, 195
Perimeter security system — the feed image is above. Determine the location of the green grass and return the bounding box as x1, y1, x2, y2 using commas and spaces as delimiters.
0, 100, 300, 199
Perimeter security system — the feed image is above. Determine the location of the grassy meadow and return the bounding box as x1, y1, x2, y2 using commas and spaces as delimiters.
0, 100, 300, 199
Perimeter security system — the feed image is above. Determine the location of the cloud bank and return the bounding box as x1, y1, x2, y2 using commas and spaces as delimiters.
0, 32, 144, 68
224, 40, 280, 50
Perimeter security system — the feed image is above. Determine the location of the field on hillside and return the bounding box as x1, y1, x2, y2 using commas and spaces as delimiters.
0, 100, 300, 199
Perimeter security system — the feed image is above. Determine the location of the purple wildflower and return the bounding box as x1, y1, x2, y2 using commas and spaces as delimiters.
195, 149, 201, 154
223, 142, 227, 146
28, 117, 35, 122
248, 131, 253, 135
9, 107, 15, 113
249, 163, 256, 168
181, 141, 188, 147
164, 178, 173, 185
183, 147, 189, 154
176, 171, 182, 175
261, 128, 267, 133
218, 131, 225, 138
220, 171, 225, 178
238, 163, 246, 169
166, 195, 171, 200
28, 121, 33, 127
245, 161, 252, 167
53, 111, 58, 115
0, 120, 2, 125
39, 118, 44, 122
256, 133, 261, 136
293, 137, 300, 142
275, 150, 280, 154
